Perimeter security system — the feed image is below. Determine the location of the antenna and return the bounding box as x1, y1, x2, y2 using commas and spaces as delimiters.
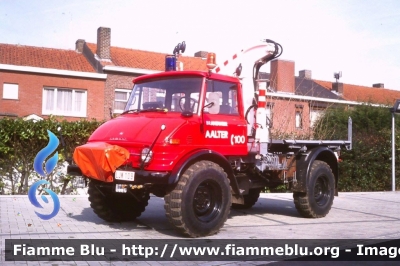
334, 71, 342, 83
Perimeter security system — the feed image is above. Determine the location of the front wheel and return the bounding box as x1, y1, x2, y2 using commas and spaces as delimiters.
164, 160, 231, 237
88, 180, 150, 222
294, 160, 335, 218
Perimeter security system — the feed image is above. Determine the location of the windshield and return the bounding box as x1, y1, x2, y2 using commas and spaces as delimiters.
124, 77, 203, 113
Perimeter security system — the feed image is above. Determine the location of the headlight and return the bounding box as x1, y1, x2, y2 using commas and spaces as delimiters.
141, 147, 153, 164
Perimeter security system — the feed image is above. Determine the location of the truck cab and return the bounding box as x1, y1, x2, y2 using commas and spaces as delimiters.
82, 71, 248, 179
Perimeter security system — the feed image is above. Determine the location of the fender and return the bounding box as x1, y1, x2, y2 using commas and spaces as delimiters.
168, 149, 241, 197
292, 146, 339, 196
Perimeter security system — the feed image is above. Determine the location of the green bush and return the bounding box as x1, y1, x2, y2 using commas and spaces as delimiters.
313, 104, 400, 191
0, 117, 103, 194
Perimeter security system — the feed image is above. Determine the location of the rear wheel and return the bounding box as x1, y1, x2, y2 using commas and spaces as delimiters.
88, 180, 150, 222
164, 160, 231, 237
294, 160, 335, 218
232, 188, 262, 209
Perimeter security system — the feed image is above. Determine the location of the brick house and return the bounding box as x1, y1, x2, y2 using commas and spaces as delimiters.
261, 59, 400, 136
262, 60, 344, 136
0, 44, 106, 121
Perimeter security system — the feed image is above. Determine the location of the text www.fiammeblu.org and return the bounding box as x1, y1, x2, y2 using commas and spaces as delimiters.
122, 244, 343, 258
121, 243, 400, 259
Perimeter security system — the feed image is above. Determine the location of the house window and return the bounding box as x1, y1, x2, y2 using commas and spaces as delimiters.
310, 108, 324, 128
265, 102, 274, 128
3, 83, 18, 100
310, 102, 328, 128
114, 89, 131, 113
295, 105, 303, 129
42, 87, 87, 117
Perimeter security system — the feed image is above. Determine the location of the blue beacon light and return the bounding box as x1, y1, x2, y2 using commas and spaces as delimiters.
165, 55, 176, 72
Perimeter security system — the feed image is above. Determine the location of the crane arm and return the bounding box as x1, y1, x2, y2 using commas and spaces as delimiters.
210, 40, 282, 139
213, 39, 282, 79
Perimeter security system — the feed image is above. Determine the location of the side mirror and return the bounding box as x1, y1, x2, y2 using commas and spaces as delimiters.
207, 92, 220, 114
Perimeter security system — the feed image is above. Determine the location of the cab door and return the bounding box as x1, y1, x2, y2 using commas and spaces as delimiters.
202, 79, 247, 156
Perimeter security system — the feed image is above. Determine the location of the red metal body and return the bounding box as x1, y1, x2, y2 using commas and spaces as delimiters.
68, 41, 353, 238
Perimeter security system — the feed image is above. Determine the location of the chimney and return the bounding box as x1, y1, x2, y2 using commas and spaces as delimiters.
97, 27, 111, 59
373, 83, 384, 88
75, 39, 85, 53
332, 82, 344, 94
299, 70, 312, 79
270, 59, 295, 93
194, 51, 208, 59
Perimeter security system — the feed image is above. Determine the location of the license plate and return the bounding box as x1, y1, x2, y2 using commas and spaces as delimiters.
115, 170, 135, 181
115, 184, 127, 193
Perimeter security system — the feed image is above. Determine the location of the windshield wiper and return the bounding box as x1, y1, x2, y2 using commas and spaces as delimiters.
120, 108, 168, 115
120, 109, 140, 115
140, 108, 168, 113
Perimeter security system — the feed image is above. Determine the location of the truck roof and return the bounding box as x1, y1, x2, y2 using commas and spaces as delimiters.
132, 70, 240, 84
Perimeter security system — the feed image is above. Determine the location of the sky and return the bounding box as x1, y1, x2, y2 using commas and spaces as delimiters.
1, 0, 400, 90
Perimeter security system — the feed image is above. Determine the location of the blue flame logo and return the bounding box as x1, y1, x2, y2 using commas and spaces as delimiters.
28, 180, 60, 220
33, 130, 59, 177
29, 130, 60, 220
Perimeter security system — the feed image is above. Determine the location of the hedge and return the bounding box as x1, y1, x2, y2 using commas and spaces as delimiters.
313, 104, 400, 191
0, 117, 103, 194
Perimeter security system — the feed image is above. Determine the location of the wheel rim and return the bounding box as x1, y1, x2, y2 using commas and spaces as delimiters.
193, 180, 221, 222
314, 175, 331, 206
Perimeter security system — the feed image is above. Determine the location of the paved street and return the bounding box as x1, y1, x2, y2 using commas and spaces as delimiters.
1, 191, 400, 265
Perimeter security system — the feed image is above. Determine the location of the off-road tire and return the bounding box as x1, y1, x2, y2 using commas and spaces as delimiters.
293, 160, 335, 218
164, 160, 231, 237
231, 188, 262, 209
88, 180, 150, 222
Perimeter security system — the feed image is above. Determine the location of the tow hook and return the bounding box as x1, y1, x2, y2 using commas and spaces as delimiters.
115, 184, 144, 193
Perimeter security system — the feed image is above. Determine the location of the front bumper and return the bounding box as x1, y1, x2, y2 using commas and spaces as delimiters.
67, 164, 171, 185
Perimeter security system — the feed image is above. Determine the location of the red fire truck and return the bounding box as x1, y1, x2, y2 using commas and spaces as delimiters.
68, 40, 352, 237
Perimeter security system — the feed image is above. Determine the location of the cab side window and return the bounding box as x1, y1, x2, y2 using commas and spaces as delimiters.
205, 80, 239, 115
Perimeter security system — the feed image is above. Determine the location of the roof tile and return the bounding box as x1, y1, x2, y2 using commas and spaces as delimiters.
0, 43, 96, 72
86, 43, 207, 71
314, 80, 400, 105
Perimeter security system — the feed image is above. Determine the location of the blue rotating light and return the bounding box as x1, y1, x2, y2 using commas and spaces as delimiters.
165, 55, 176, 71
165, 41, 186, 72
